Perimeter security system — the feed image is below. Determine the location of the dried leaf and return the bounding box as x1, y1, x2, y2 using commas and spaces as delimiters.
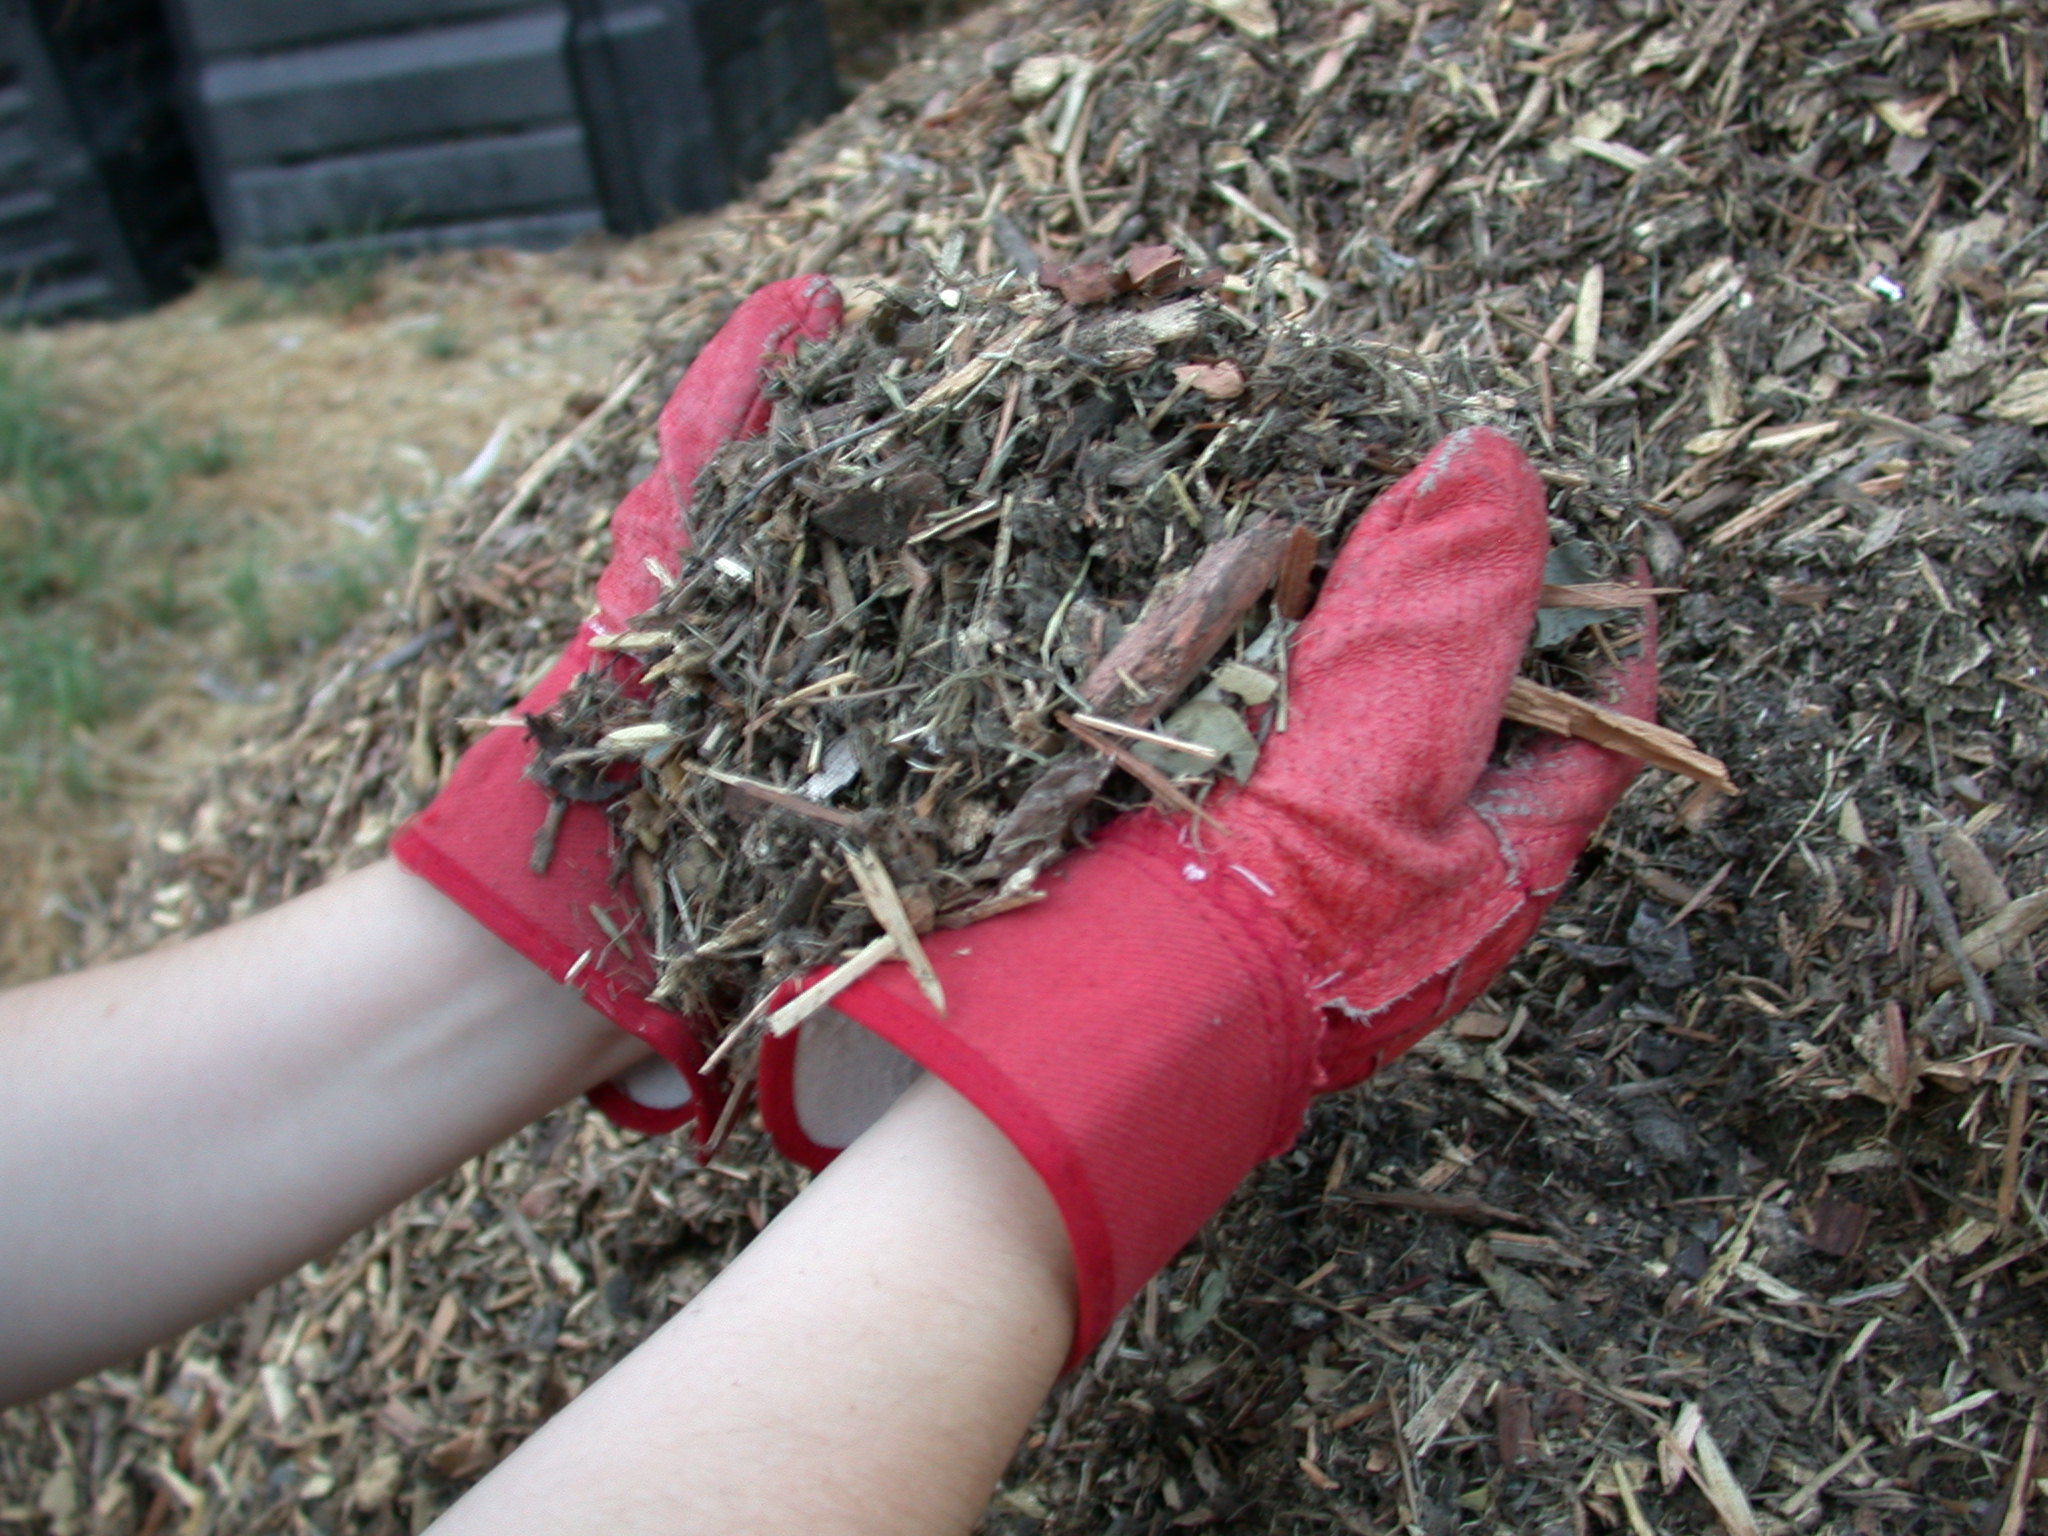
1139, 697, 1259, 780
1042, 260, 1124, 306
1124, 243, 1188, 292
1172, 359, 1246, 400
1210, 661, 1278, 704
1450, 1008, 1509, 1039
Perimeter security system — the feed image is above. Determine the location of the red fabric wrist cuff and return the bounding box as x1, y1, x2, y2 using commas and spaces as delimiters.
392, 723, 720, 1145
765, 822, 1321, 1367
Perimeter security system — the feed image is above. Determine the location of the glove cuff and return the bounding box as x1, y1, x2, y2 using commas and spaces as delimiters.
392, 707, 722, 1146
759, 822, 1320, 1368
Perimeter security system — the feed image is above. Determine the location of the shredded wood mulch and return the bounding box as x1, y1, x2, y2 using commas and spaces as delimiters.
535, 277, 1680, 1041
7, 0, 2046, 1533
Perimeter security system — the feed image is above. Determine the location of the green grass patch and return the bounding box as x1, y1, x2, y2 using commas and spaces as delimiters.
0, 342, 408, 799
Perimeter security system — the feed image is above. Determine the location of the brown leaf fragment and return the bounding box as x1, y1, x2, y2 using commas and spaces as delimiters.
1450, 1008, 1509, 1039
1172, 359, 1246, 400
1503, 678, 1736, 795
426, 1427, 495, 1480
1806, 1196, 1871, 1258
1193, 0, 1278, 41
1041, 259, 1124, 306
811, 470, 945, 548
1495, 1383, 1535, 1467
1275, 524, 1319, 622
1124, 243, 1188, 292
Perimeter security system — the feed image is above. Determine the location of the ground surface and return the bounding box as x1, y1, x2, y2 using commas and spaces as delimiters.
3, 1, 2044, 1533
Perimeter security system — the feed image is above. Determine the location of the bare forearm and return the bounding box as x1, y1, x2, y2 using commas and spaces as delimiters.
433, 1073, 1075, 1536
0, 859, 647, 1403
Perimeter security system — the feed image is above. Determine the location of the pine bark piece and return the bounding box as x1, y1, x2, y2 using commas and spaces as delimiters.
975, 520, 1291, 879
1504, 677, 1736, 795
1078, 520, 1291, 720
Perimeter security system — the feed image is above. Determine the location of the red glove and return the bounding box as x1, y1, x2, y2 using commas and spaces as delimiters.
758, 427, 1655, 1363
395, 275, 843, 1144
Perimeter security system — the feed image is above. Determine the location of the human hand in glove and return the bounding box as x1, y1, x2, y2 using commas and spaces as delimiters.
396, 275, 843, 1144
760, 425, 1656, 1364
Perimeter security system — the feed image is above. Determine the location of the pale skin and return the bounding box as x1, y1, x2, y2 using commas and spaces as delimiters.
0, 859, 1074, 1535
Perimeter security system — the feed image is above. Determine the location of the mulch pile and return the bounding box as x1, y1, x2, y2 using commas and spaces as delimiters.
6, 0, 2046, 1533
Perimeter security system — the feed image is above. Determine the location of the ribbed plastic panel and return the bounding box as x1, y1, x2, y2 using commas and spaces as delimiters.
169, 0, 839, 270
0, 0, 214, 320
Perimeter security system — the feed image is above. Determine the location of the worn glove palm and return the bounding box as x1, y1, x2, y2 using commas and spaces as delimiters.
395, 275, 843, 1143
760, 426, 1655, 1363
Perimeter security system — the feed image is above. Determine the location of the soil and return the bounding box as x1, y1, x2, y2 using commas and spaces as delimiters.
3, 0, 2044, 1533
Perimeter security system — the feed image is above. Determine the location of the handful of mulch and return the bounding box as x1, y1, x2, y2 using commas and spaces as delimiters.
532, 270, 1726, 1040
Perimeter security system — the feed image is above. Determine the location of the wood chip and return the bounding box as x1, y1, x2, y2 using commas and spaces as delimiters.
1704, 451, 1855, 546
1926, 888, 2048, 993
1687, 1416, 1763, 1536
1540, 582, 1677, 609
765, 933, 901, 1036
1584, 270, 1744, 399
1504, 678, 1736, 794
1401, 1351, 1489, 1459
844, 844, 946, 1013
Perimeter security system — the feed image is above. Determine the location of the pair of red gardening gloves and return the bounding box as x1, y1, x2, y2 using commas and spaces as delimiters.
394, 276, 1654, 1364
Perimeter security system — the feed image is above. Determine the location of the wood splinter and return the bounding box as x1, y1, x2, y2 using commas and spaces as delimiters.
844, 844, 946, 1013
1504, 677, 1736, 796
